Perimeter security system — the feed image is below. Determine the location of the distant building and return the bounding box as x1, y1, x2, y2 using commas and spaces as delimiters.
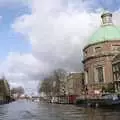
0, 78, 11, 102
83, 11, 120, 92
12, 93, 18, 99
65, 72, 84, 96
40, 92, 46, 98
65, 72, 84, 103
54, 72, 84, 104
54, 75, 68, 104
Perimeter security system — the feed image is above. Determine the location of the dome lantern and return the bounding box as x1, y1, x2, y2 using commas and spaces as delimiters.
87, 12, 120, 45
101, 11, 113, 25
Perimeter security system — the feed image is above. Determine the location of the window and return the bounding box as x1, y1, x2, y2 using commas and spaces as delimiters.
85, 70, 88, 84
113, 66, 115, 73
95, 67, 104, 83
112, 45, 120, 51
113, 74, 116, 81
95, 46, 101, 53
81, 79, 84, 86
113, 63, 120, 81
118, 63, 120, 71
103, 16, 112, 24
97, 67, 104, 83
85, 50, 87, 56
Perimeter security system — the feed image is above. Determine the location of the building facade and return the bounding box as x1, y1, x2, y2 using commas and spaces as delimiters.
112, 53, 120, 91
65, 72, 84, 103
83, 11, 120, 91
0, 78, 11, 102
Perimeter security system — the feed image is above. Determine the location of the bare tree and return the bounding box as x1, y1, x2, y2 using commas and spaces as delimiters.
38, 68, 67, 97
11, 86, 24, 95
39, 77, 52, 96
54, 69, 67, 95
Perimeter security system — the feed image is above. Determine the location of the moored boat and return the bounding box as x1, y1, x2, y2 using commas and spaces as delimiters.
76, 93, 120, 108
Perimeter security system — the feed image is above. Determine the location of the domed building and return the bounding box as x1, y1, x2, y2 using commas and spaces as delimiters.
83, 11, 120, 91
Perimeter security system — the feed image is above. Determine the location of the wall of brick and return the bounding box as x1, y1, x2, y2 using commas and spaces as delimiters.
83, 41, 120, 86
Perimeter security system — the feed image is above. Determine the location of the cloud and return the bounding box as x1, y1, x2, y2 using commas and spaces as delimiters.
10, 82, 24, 88
0, 52, 49, 94
9, 0, 115, 93
1, 0, 120, 94
12, 0, 101, 72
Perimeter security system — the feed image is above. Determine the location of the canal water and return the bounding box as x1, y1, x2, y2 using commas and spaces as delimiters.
0, 100, 120, 120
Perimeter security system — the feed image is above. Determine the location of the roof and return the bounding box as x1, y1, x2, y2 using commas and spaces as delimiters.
101, 11, 112, 18
88, 12, 120, 44
89, 25, 120, 44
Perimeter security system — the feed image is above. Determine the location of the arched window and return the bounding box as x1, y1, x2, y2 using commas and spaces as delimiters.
95, 66, 104, 83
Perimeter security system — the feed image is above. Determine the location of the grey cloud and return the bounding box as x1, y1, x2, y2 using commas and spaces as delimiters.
2, 0, 120, 94
13, 0, 100, 73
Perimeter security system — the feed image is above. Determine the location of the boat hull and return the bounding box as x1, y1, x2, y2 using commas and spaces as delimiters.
76, 98, 120, 108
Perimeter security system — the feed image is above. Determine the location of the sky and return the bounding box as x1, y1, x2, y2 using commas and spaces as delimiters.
0, 0, 120, 95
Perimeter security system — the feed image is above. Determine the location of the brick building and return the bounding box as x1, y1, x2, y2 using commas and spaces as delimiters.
83, 11, 120, 92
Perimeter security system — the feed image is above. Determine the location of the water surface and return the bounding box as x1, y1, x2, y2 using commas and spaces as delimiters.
0, 100, 120, 120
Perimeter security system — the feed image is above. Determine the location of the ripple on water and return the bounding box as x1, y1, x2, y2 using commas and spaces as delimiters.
0, 101, 120, 120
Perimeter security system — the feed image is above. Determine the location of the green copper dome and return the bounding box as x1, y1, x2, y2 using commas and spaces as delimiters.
89, 12, 120, 44
89, 25, 120, 44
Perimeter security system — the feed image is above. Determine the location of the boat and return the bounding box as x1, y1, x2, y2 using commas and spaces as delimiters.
98, 93, 120, 108
32, 98, 40, 103
76, 93, 120, 108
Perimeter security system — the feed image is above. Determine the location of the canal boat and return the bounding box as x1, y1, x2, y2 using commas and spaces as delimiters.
98, 93, 120, 108
76, 93, 120, 108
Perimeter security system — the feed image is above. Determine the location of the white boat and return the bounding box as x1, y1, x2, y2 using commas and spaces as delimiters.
32, 99, 40, 103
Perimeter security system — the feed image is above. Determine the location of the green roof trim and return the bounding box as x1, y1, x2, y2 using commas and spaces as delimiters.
89, 25, 120, 44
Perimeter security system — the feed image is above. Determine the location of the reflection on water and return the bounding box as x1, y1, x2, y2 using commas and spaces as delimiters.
0, 100, 120, 120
